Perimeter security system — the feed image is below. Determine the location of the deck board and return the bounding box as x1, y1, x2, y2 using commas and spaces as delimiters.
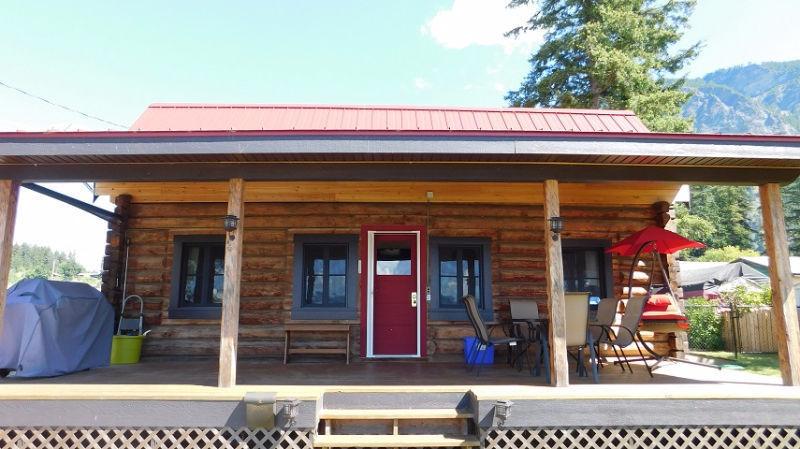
0, 359, 791, 402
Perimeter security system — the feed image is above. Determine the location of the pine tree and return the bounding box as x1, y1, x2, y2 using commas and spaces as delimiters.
782, 177, 800, 254
688, 185, 757, 251
506, 0, 700, 132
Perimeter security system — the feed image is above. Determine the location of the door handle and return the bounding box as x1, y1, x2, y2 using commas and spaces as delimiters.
411, 292, 418, 308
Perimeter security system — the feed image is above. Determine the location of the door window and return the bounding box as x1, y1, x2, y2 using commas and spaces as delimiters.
376, 242, 412, 275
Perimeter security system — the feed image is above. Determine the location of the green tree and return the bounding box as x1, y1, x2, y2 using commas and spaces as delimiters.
9, 243, 87, 285
689, 185, 757, 250
695, 246, 759, 262
506, 0, 700, 132
782, 177, 800, 255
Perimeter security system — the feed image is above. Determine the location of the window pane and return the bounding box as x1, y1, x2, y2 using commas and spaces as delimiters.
461, 247, 480, 276
562, 246, 605, 299
562, 251, 578, 280
439, 247, 457, 276
376, 245, 411, 275
583, 251, 600, 278
304, 275, 324, 305
213, 254, 224, 276
328, 245, 347, 275
440, 277, 458, 307
328, 275, 346, 305
581, 279, 602, 297
185, 247, 200, 274
212, 275, 224, 303
183, 275, 198, 304
304, 246, 326, 276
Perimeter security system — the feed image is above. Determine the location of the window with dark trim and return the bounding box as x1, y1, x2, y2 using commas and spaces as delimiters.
562, 239, 614, 302
169, 235, 225, 319
429, 238, 492, 321
292, 235, 358, 320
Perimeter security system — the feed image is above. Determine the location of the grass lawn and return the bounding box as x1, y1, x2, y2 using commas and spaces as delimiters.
691, 351, 781, 377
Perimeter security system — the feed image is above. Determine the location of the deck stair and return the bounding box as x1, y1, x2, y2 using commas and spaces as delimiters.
315, 391, 480, 448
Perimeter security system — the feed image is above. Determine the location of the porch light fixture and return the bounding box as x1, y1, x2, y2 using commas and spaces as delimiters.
222, 214, 240, 240
493, 400, 513, 427
277, 399, 301, 428
549, 216, 564, 240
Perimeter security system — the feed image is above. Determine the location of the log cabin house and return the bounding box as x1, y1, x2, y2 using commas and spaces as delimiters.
1, 104, 800, 448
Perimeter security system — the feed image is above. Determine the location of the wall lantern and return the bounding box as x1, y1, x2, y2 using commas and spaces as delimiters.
222, 214, 240, 240
549, 216, 564, 240
493, 400, 513, 427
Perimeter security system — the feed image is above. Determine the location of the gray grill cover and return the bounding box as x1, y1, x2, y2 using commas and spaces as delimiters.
0, 279, 113, 377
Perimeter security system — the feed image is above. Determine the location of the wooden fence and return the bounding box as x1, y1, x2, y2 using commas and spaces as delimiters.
722, 307, 777, 353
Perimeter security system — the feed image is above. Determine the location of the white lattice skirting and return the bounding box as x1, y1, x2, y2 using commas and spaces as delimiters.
484, 427, 800, 449
0, 428, 313, 449
3, 426, 800, 448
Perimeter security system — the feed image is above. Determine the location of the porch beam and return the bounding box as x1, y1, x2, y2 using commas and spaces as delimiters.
759, 183, 800, 386
544, 179, 569, 387
218, 178, 245, 388
0, 180, 19, 339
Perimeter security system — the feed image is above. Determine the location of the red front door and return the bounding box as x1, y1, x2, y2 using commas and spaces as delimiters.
372, 233, 418, 356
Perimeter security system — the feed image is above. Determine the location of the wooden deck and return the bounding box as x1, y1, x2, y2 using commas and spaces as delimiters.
0, 357, 792, 402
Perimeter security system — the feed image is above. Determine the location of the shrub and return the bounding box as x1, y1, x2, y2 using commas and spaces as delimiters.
684, 297, 724, 351
720, 285, 772, 310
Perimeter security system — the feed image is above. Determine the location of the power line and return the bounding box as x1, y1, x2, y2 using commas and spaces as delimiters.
0, 80, 128, 129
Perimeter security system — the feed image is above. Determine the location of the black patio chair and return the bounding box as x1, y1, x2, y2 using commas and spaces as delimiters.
462, 294, 527, 376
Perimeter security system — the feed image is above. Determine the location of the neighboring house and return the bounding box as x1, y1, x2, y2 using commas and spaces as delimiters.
679, 260, 769, 299
737, 256, 800, 307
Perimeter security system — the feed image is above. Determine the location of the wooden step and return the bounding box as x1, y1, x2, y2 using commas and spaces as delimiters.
314, 434, 480, 448
319, 408, 473, 420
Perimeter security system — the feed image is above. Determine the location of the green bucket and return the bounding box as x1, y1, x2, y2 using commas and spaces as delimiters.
110, 335, 144, 365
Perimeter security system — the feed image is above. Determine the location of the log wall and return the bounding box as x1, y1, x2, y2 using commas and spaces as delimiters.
113, 201, 659, 359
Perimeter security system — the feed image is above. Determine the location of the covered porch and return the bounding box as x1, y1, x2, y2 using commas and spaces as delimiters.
0, 123, 799, 391
2, 113, 800, 447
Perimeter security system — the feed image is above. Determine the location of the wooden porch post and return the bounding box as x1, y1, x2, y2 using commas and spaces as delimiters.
759, 183, 800, 386
544, 179, 569, 386
218, 178, 245, 388
0, 181, 19, 339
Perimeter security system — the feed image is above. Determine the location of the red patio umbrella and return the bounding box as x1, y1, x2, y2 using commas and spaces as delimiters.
607, 225, 705, 256
607, 225, 705, 302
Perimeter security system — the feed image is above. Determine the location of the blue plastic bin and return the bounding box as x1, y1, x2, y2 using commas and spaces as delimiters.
463, 336, 494, 365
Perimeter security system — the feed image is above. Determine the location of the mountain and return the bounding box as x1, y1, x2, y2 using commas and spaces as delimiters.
682, 60, 800, 255
683, 60, 800, 134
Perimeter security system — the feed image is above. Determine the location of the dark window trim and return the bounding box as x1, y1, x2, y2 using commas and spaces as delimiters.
561, 238, 614, 299
429, 237, 493, 321
291, 234, 358, 320
169, 235, 226, 319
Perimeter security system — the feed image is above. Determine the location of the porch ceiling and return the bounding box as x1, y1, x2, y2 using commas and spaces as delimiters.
1, 131, 799, 184
94, 180, 682, 205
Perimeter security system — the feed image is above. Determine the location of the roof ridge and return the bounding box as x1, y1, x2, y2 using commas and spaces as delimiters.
145, 103, 637, 116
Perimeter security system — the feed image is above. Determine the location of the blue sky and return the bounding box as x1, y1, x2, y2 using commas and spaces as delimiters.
2, 0, 800, 270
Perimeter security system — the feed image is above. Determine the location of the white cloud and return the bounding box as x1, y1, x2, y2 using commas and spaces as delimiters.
493, 82, 506, 92
414, 77, 432, 90
421, 0, 542, 54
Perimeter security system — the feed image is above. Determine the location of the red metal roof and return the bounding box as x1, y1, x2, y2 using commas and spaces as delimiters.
130, 103, 651, 133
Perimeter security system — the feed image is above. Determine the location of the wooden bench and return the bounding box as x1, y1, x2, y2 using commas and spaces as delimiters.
283, 323, 351, 364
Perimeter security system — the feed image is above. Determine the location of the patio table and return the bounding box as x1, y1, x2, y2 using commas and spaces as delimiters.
511, 318, 550, 383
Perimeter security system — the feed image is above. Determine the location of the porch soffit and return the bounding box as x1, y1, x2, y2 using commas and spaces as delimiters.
94, 181, 682, 206
0, 133, 800, 184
